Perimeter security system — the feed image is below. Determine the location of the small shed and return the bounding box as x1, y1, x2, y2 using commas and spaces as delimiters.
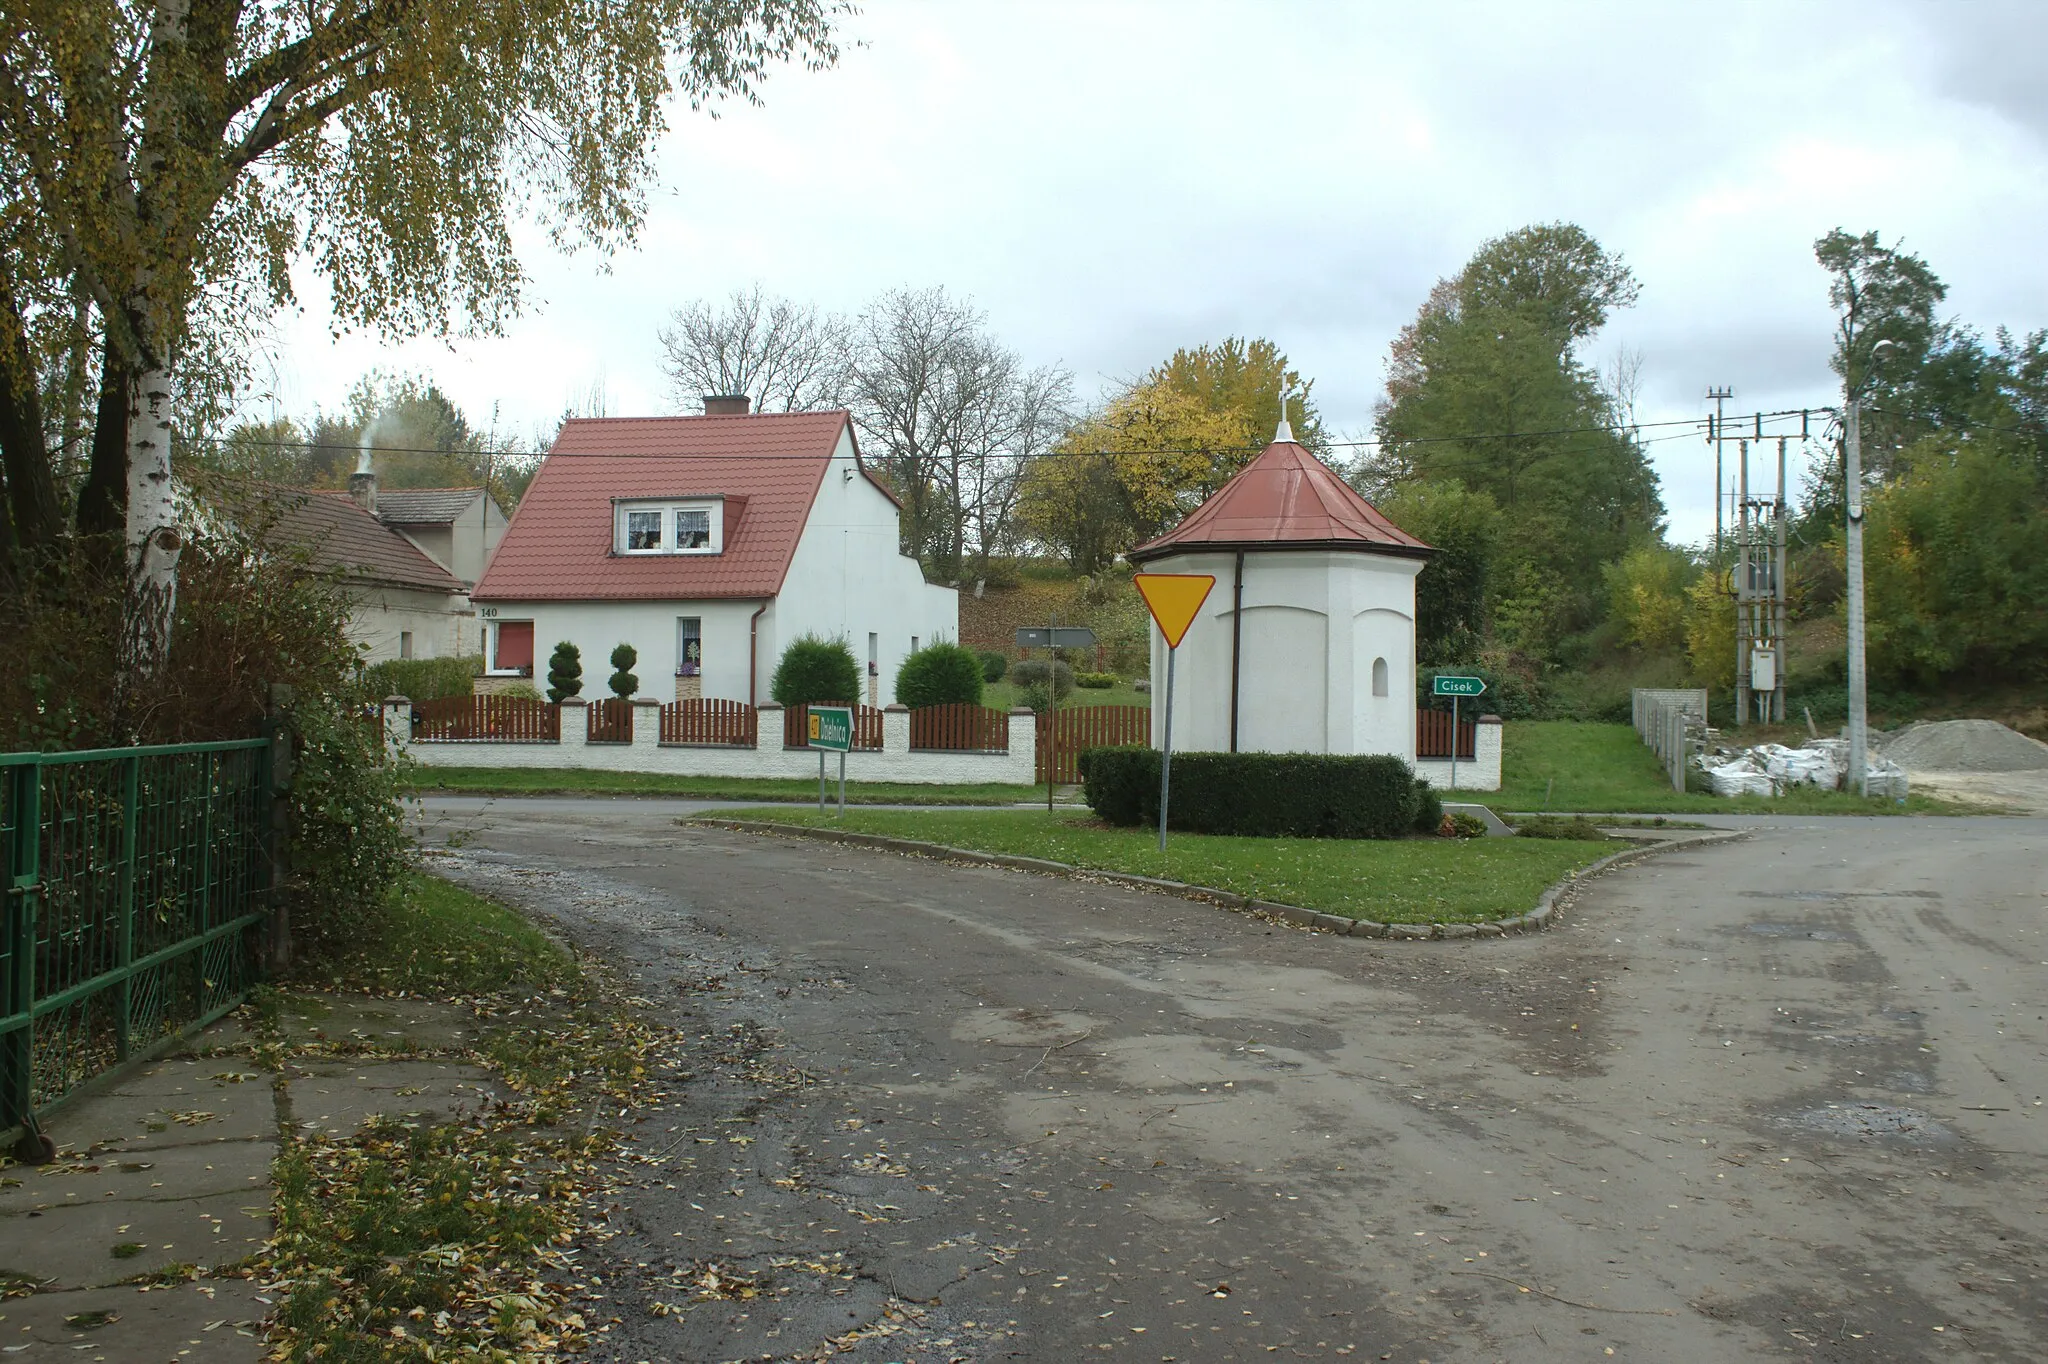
1126, 419, 1430, 759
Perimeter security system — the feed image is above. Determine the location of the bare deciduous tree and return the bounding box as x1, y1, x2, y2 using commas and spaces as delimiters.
657, 286, 852, 413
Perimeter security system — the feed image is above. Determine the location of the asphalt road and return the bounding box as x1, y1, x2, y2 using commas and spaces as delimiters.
417, 797, 2048, 1362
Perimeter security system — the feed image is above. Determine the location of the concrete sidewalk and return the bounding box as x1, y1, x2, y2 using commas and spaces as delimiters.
0, 995, 495, 1360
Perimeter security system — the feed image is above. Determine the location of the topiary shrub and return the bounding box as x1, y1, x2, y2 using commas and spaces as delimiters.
546, 641, 583, 703
1074, 671, 1117, 689
895, 641, 985, 709
363, 655, 480, 701
771, 634, 860, 705
608, 642, 639, 699
978, 650, 1008, 683
1079, 748, 1422, 839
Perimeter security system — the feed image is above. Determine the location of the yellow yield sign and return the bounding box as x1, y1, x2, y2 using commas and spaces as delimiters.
1131, 572, 1214, 852
1134, 573, 1215, 648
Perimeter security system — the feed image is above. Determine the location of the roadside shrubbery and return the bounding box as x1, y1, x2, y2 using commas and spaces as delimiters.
1011, 658, 1074, 712
895, 641, 985, 709
1078, 747, 1432, 839
978, 650, 1008, 683
363, 655, 479, 701
1074, 671, 1117, 689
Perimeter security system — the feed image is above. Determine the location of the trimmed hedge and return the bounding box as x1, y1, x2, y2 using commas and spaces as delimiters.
1074, 671, 1117, 689
978, 650, 1008, 683
771, 634, 860, 706
1078, 747, 1426, 839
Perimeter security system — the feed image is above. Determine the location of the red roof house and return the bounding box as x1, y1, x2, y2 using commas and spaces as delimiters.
472, 402, 955, 707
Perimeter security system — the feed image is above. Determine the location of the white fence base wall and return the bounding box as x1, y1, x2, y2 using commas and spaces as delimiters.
386, 700, 1037, 786
1413, 717, 1503, 792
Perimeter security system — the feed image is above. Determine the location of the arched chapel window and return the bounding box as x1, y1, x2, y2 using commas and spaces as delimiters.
1372, 656, 1389, 697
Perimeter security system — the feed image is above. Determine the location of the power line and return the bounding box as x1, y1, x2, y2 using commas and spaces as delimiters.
178, 407, 1833, 465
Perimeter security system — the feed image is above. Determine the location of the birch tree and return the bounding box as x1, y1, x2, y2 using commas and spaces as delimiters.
0, 0, 841, 671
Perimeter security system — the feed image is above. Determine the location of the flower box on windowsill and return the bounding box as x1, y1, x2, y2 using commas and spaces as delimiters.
675, 665, 701, 678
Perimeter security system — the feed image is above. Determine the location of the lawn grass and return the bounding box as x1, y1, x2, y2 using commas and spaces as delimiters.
288, 869, 579, 996
1494, 721, 1972, 816
405, 765, 1043, 804
710, 807, 1613, 924
984, 678, 1151, 709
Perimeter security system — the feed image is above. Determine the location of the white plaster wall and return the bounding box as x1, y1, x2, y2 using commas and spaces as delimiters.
391, 701, 1035, 785
347, 585, 474, 663
1145, 550, 1419, 759
478, 599, 765, 702
772, 427, 959, 705
1413, 720, 1503, 792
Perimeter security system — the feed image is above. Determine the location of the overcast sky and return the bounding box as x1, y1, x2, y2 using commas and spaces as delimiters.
263, 0, 2048, 546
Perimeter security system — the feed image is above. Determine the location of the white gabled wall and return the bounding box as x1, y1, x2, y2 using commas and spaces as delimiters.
771, 425, 959, 705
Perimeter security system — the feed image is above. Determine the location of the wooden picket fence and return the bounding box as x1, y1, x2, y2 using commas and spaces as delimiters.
586, 698, 634, 744
782, 703, 884, 751
661, 699, 758, 748
412, 695, 560, 743
1036, 705, 1149, 783
1416, 709, 1476, 760
909, 703, 1009, 753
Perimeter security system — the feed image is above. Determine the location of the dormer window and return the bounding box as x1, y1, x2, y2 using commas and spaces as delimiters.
615, 498, 722, 555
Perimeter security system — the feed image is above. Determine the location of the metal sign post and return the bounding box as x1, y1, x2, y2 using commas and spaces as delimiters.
1133, 574, 1216, 855
807, 705, 854, 819
1014, 622, 1096, 812
1430, 675, 1487, 793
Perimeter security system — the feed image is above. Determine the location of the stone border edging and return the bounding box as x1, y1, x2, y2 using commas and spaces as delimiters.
683, 818, 1749, 943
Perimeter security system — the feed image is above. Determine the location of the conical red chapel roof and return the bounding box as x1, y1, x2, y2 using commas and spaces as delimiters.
1126, 438, 1431, 563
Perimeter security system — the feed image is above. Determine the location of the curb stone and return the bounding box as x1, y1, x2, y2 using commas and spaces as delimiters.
683, 818, 1749, 946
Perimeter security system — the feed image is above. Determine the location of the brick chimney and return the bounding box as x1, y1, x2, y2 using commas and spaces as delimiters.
702, 394, 751, 416
348, 468, 377, 515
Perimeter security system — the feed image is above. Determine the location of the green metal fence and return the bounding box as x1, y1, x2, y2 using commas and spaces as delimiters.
0, 739, 272, 1138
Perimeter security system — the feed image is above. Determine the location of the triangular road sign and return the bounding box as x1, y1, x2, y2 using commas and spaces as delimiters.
1134, 573, 1215, 650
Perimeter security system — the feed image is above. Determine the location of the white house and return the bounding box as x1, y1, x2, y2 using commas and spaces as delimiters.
261, 486, 476, 663
471, 399, 957, 705
1127, 417, 1432, 760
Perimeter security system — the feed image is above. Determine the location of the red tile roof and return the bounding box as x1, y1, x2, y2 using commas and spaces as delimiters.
1127, 439, 1432, 563
282, 492, 467, 592
474, 412, 870, 602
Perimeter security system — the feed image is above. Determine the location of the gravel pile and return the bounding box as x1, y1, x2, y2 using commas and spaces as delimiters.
1877, 719, 2048, 773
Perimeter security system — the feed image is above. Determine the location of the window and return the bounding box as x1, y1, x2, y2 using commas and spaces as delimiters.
493, 621, 535, 673
615, 500, 722, 554
677, 617, 702, 676
399, 630, 414, 661
625, 509, 662, 551
910, 636, 919, 654
1372, 657, 1389, 697
674, 507, 711, 549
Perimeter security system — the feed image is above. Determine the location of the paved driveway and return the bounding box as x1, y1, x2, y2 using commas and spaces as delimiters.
419, 797, 2047, 1362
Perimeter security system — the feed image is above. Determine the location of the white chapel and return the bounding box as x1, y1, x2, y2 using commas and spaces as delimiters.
1126, 416, 1432, 760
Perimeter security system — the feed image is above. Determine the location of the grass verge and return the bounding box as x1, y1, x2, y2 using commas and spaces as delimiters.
405, 766, 1044, 805
705, 807, 1613, 924
259, 870, 665, 1360
1495, 721, 1977, 815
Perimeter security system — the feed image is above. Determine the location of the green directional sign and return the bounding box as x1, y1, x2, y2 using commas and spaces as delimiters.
807, 705, 853, 753
1432, 675, 1486, 698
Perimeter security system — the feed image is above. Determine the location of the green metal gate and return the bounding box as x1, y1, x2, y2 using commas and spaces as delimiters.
0, 739, 272, 1139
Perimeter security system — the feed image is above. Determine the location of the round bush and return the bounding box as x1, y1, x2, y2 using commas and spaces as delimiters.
1010, 658, 1073, 699
771, 634, 860, 705
978, 650, 1008, 683
896, 642, 985, 709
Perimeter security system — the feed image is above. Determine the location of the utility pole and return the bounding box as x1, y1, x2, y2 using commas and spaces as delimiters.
1844, 398, 1869, 794
1706, 387, 1733, 560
